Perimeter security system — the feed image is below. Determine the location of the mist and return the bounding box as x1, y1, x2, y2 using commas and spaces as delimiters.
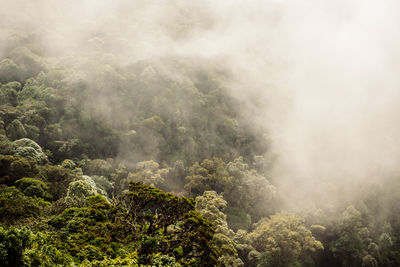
2, 0, 400, 212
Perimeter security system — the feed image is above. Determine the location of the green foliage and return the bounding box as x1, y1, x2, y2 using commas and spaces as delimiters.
195, 191, 230, 233
362, 254, 378, 267
80, 158, 113, 177
67, 180, 97, 199
226, 206, 252, 232
141, 115, 165, 132
39, 164, 77, 200
24, 231, 74, 266
12, 138, 48, 164
124, 181, 195, 230
0, 82, 19, 106
226, 157, 275, 220
15, 177, 51, 200
5, 119, 26, 140
247, 212, 323, 267
195, 191, 242, 265
79, 253, 138, 266
127, 160, 168, 188
185, 158, 233, 196
123, 182, 219, 265
1, 21, 400, 267
40, 182, 220, 265
324, 206, 380, 267
0, 135, 13, 154
0, 155, 38, 185
0, 226, 32, 266
61, 159, 76, 169
0, 59, 21, 83
87, 194, 110, 209
9, 46, 45, 82
92, 175, 113, 195
151, 253, 179, 266
187, 157, 276, 226
0, 186, 48, 224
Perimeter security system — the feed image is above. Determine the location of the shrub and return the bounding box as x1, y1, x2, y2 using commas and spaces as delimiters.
15, 177, 52, 200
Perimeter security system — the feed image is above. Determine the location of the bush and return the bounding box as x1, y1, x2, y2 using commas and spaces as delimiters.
0, 186, 46, 224
0, 155, 38, 185
67, 180, 97, 199
6, 119, 27, 140
12, 138, 48, 164
0, 226, 32, 266
15, 177, 52, 200
40, 164, 77, 200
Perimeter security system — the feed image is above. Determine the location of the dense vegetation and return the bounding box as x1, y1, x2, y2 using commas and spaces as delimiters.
0, 20, 400, 267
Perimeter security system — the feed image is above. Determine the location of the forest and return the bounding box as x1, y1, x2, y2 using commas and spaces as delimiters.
1, 1, 400, 266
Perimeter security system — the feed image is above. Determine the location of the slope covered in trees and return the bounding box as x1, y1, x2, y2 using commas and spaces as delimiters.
0, 4, 400, 267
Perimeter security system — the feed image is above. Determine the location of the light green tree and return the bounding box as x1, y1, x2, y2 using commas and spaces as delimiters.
67, 180, 97, 199
196, 191, 243, 266
128, 160, 168, 188
6, 119, 27, 140
247, 212, 323, 266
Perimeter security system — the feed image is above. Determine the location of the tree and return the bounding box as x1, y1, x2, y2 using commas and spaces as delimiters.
195, 191, 242, 266
0, 82, 19, 106
328, 206, 377, 267
0, 186, 45, 224
6, 119, 27, 140
247, 212, 323, 267
0, 59, 21, 83
362, 254, 378, 267
122, 182, 220, 266
0, 155, 38, 185
0, 226, 32, 266
127, 160, 168, 188
67, 180, 97, 199
15, 177, 52, 200
40, 164, 77, 200
226, 157, 275, 220
185, 158, 233, 196
12, 138, 48, 164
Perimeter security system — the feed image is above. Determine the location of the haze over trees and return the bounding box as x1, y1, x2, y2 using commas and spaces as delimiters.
0, 0, 400, 266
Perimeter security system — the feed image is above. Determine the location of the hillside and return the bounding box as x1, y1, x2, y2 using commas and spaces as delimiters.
1, 1, 400, 266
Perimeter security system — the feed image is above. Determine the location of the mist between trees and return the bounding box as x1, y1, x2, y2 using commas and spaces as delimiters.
0, 0, 399, 266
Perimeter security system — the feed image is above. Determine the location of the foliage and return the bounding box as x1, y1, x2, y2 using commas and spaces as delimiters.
5, 119, 27, 141
15, 177, 52, 200
226, 157, 275, 217
0, 226, 32, 266
127, 160, 168, 188
0, 155, 38, 185
226, 206, 252, 232
0, 21, 399, 267
196, 191, 229, 231
67, 179, 97, 199
12, 138, 48, 164
0, 82, 19, 106
195, 191, 242, 265
185, 158, 233, 196
39, 164, 77, 200
247, 212, 323, 267
0, 186, 48, 224
122, 182, 220, 266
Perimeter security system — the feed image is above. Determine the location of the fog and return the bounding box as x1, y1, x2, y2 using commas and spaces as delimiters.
2, 0, 400, 211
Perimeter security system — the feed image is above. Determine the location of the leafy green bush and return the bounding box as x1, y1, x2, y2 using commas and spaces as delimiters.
0, 155, 38, 185
12, 138, 48, 164
0, 186, 47, 224
5, 119, 26, 140
0, 226, 32, 266
15, 177, 52, 200
67, 180, 97, 199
